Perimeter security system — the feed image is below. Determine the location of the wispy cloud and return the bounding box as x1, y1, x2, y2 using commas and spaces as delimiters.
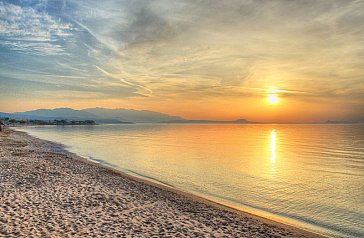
95, 65, 153, 96
0, 0, 363, 121
0, 1, 72, 55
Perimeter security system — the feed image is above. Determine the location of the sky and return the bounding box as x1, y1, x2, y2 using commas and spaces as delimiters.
0, 0, 363, 122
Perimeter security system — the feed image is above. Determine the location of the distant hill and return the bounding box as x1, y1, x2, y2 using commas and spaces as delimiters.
0, 112, 11, 118
82, 108, 183, 123
0, 107, 184, 124
324, 120, 354, 124
0, 108, 257, 124
14, 108, 95, 120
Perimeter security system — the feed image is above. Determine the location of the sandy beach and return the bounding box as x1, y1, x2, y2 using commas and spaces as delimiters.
0, 128, 323, 237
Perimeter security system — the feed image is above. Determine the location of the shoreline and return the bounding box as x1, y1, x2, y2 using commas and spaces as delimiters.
85, 158, 327, 238
1, 128, 326, 237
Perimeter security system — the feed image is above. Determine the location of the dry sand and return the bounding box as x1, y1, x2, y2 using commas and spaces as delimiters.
0, 128, 323, 237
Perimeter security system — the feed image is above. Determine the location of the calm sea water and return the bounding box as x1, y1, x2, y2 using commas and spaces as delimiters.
18, 124, 364, 237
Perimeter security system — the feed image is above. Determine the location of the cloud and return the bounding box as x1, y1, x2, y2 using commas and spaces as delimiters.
0, 0, 363, 120
0, 75, 137, 99
0, 1, 72, 55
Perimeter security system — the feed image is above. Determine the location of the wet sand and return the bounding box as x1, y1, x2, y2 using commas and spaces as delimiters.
0, 128, 323, 237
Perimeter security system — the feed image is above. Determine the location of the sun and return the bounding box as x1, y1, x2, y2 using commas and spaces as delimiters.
267, 94, 279, 104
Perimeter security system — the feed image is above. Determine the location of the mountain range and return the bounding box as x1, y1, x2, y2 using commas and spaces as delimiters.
0, 108, 183, 124
0, 108, 256, 124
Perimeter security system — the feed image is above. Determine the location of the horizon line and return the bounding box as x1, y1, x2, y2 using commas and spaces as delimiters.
0, 107, 363, 124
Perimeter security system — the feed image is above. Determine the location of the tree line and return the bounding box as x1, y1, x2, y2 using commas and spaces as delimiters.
0, 118, 96, 126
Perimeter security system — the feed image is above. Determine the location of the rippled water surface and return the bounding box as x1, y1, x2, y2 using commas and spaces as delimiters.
18, 124, 364, 237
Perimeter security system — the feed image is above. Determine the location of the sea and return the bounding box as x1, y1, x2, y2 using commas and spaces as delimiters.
17, 123, 364, 237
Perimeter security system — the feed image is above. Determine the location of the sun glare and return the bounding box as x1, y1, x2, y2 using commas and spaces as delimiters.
267, 94, 279, 104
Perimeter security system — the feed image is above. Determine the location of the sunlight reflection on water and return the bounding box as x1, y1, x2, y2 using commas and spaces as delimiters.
270, 129, 276, 164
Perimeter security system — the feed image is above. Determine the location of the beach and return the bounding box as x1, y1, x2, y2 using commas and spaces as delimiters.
0, 128, 322, 238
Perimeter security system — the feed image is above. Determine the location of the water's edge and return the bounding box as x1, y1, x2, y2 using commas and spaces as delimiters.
13, 127, 327, 238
